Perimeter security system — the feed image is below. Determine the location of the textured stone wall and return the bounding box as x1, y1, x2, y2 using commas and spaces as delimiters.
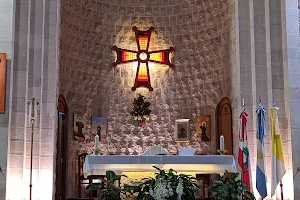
0, 0, 13, 199
59, 0, 236, 197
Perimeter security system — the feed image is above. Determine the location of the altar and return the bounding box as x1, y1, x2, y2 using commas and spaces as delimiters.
83, 155, 237, 178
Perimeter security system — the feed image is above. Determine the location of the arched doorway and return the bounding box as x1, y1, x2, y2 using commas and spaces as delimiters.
216, 97, 233, 155
55, 95, 68, 200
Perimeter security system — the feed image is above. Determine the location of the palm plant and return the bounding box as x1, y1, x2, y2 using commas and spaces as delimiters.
85, 170, 127, 200
208, 172, 256, 200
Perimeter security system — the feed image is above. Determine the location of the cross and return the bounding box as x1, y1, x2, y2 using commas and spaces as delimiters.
112, 26, 174, 91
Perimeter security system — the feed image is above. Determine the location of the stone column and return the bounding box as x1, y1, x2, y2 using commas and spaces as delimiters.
269, 0, 295, 198
284, 0, 300, 198
253, 0, 274, 196
236, 0, 257, 185
6, 0, 60, 199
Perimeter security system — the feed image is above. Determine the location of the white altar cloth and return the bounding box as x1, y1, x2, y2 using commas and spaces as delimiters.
83, 155, 237, 178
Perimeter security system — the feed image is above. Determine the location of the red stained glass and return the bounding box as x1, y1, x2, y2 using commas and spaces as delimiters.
122, 51, 137, 61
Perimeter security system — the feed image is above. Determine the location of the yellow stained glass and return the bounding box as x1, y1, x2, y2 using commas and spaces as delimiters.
150, 52, 164, 62
139, 37, 148, 50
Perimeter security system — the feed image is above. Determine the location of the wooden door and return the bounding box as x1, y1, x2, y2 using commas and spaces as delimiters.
216, 97, 233, 155
55, 95, 68, 200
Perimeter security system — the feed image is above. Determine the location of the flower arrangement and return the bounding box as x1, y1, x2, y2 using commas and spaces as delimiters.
125, 166, 200, 200
130, 94, 151, 127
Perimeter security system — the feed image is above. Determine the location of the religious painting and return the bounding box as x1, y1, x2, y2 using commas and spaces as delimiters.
0, 53, 6, 113
73, 113, 86, 142
196, 115, 211, 142
91, 116, 108, 142
175, 119, 190, 141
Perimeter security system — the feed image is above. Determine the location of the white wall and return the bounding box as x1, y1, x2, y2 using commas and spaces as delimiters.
0, 0, 13, 199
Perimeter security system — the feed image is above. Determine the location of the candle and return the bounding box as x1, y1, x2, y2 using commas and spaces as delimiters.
220, 135, 224, 150
95, 135, 100, 150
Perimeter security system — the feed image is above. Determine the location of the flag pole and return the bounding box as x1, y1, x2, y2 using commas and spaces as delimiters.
272, 99, 284, 200
280, 180, 283, 200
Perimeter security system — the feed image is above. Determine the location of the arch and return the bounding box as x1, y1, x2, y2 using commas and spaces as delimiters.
58, 94, 68, 114
216, 97, 233, 155
55, 94, 68, 200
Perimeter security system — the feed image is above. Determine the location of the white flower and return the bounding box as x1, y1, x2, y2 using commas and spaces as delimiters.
176, 178, 184, 200
149, 187, 154, 196
144, 116, 150, 121
150, 180, 173, 200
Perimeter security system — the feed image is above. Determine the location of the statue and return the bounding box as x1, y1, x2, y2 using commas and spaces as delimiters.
179, 126, 187, 139
97, 123, 102, 139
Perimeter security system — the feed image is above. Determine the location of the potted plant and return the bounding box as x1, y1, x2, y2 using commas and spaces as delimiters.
85, 170, 127, 200
208, 172, 256, 200
125, 166, 200, 200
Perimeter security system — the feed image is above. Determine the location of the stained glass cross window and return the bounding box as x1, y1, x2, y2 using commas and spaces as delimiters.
112, 26, 174, 91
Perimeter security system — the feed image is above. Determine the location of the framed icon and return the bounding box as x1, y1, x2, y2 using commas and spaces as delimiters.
73, 113, 86, 142
196, 115, 211, 141
175, 119, 190, 141
91, 116, 108, 142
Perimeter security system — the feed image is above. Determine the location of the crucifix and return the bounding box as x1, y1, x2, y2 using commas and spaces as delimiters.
76, 118, 85, 139
0, 53, 6, 113
112, 26, 174, 91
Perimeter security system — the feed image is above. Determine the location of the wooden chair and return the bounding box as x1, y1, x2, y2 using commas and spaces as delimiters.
78, 153, 104, 198
78, 153, 89, 198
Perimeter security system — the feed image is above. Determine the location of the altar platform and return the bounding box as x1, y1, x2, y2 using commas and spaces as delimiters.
83, 155, 237, 178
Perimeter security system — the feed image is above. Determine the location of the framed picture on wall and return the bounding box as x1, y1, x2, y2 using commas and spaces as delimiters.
196, 115, 211, 141
0, 53, 6, 113
175, 119, 190, 141
73, 113, 86, 142
91, 116, 108, 142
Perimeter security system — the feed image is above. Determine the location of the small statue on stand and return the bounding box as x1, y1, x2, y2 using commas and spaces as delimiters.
97, 123, 102, 138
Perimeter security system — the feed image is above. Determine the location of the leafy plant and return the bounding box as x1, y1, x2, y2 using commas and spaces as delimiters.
208, 172, 255, 200
125, 166, 200, 200
85, 170, 127, 200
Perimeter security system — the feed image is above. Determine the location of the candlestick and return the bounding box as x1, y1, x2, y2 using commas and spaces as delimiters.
217, 149, 228, 155
220, 135, 224, 150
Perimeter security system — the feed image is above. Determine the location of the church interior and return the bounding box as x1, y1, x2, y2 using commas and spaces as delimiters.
0, 0, 300, 200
